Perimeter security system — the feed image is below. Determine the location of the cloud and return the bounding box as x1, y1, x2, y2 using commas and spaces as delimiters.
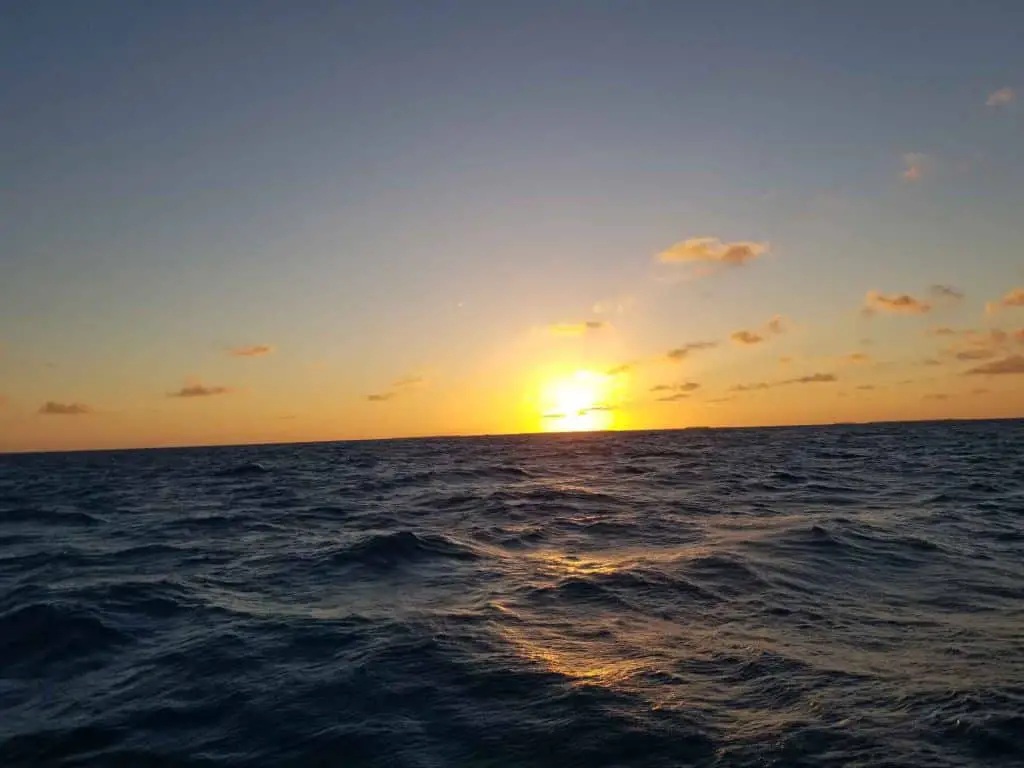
169, 384, 232, 398
972, 388, 990, 395
666, 341, 717, 361
864, 290, 931, 315
730, 382, 772, 392
929, 285, 964, 301
651, 382, 700, 393
548, 320, 611, 336
923, 393, 950, 401
607, 363, 634, 376
366, 372, 429, 402
987, 87, 1015, 107
846, 352, 871, 364
657, 237, 768, 266
656, 393, 691, 402
927, 327, 961, 337
779, 356, 793, 365
965, 354, 1024, 375
922, 358, 943, 366
783, 373, 837, 384
1016, 330, 1024, 344
856, 385, 876, 391
229, 344, 274, 357
731, 330, 764, 346
902, 153, 927, 182
955, 348, 997, 361
986, 288, 1024, 314
766, 315, 788, 335
38, 401, 92, 415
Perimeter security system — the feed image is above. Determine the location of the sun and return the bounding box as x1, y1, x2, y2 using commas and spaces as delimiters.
539, 370, 615, 432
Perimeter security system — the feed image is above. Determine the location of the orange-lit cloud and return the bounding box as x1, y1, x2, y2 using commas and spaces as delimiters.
863, 290, 931, 315
666, 341, 717, 361
548, 320, 611, 336
922, 358, 943, 366
987, 87, 1015, 107
986, 288, 1024, 314
730, 382, 772, 392
924, 393, 950, 401
902, 153, 927, 182
954, 349, 997, 361
169, 384, 232, 398
965, 355, 1024, 375
39, 401, 92, 415
766, 315, 788, 335
607, 363, 634, 376
731, 314, 789, 346
657, 237, 768, 266
229, 344, 274, 357
856, 385, 877, 391
927, 327, 961, 337
367, 392, 395, 402
846, 352, 871, 364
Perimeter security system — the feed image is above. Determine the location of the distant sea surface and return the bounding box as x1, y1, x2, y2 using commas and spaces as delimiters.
2, 421, 1023, 767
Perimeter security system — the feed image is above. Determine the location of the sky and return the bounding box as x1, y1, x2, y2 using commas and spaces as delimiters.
2, 0, 1024, 452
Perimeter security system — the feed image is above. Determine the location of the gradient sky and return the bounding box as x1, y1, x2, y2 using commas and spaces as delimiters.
3, 1, 1024, 451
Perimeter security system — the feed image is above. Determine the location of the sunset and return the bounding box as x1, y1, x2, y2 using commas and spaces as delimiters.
1, 3, 1021, 767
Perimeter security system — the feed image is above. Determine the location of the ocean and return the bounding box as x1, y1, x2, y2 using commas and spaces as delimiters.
1, 421, 1022, 767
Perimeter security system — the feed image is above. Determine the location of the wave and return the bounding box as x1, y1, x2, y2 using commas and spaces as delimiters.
324, 530, 482, 568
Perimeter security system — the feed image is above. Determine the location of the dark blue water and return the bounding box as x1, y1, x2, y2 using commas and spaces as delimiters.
2, 422, 1023, 767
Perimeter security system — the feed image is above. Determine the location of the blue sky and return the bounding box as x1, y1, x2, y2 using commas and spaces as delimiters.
2, 1, 1023, 449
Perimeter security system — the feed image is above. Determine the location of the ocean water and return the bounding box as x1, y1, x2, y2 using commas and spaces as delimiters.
1, 422, 1022, 767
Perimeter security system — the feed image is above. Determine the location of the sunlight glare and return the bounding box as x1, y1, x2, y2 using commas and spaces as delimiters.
539, 370, 615, 432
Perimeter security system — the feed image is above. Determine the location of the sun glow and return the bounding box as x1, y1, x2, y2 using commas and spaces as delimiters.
539, 370, 615, 432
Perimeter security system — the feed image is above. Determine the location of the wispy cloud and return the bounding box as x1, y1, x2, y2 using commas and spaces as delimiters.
929, 284, 964, 301
922, 358, 944, 367
607, 363, 634, 376
902, 153, 927, 182
730, 314, 789, 347
856, 385, 877, 391
39, 401, 92, 415
657, 237, 768, 267
656, 392, 691, 403
923, 393, 950, 401
863, 290, 931, 315
366, 372, 429, 403
955, 348, 997, 361
730, 382, 772, 392
168, 383, 232, 398
927, 326, 962, 337
784, 373, 837, 384
965, 354, 1024, 375
651, 382, 700, 393
986, 288, 1024, 314
986, 87, 1015, 107
846, 352, 871, 364
766, 315, 788, 335
666, 341, 717, 361
229, 344, 274, 357
548, 320, 611, 336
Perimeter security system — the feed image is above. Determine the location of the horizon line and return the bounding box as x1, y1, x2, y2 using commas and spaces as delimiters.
0, 414, 1019, 457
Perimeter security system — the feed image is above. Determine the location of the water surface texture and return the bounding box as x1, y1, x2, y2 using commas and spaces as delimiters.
2, 421, 1023, 767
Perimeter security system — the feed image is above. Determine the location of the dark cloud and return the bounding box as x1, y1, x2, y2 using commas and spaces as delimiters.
783, 373, 837, 385
367, 392, 395, 402
666, 341, 717, 361
965, 355, 1024, 375
731, 330, 764, 346
38, 401, 92, 415
730, 382, 772, 392
929, 285, 964, 301
651, 382, 700, 393
922, 358, 943, 366
656, 393, 690, 402
169, 384, 232, 398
